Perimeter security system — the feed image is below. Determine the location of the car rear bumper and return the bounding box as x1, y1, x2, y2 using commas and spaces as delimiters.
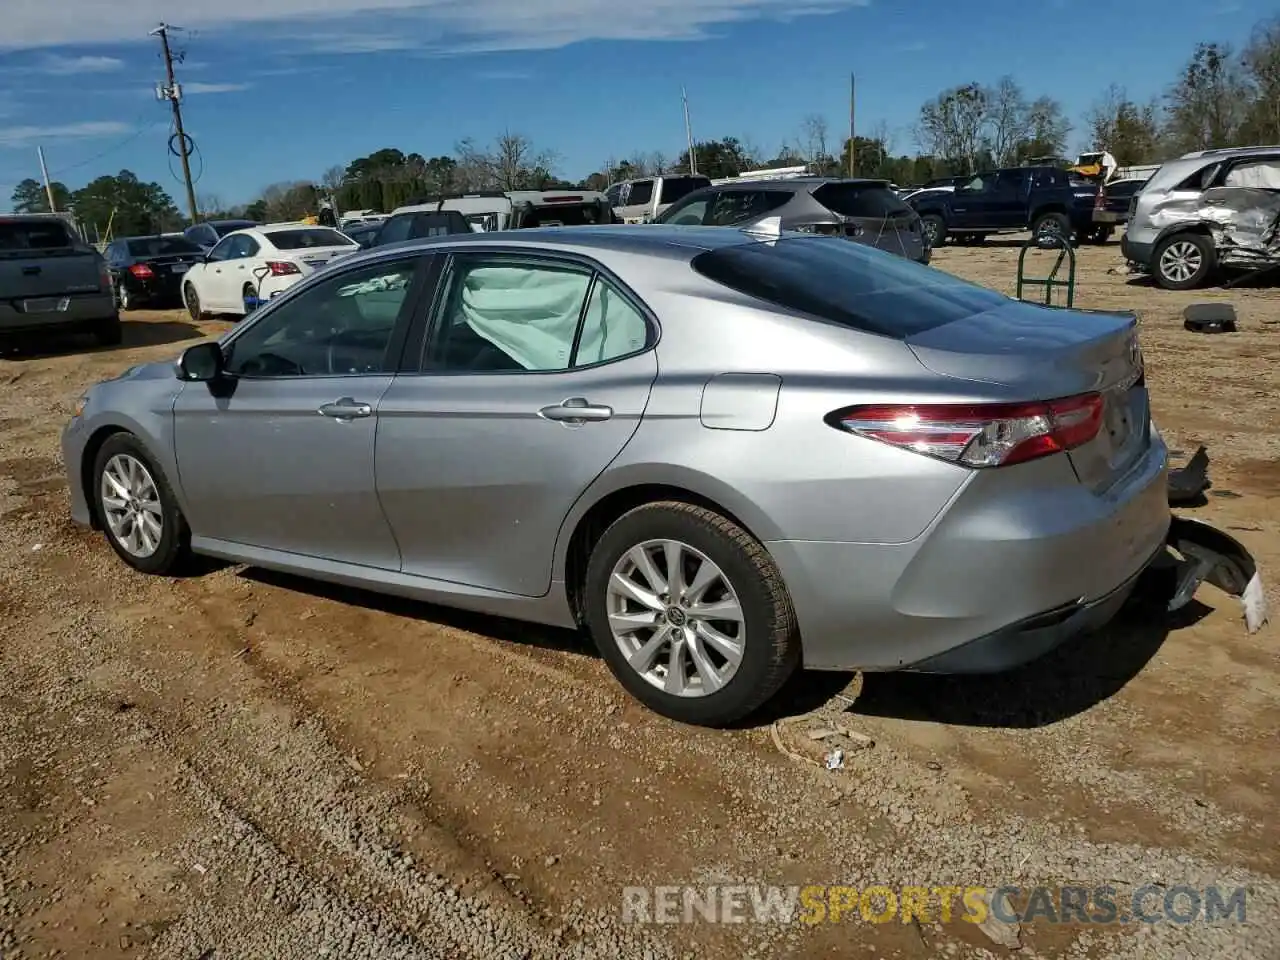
0, 292, 116, 335
767, 434, 1170, 673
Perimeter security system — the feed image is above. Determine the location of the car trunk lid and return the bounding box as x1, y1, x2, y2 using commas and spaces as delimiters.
287, 245, 359, 274
904, 300, 1149, 491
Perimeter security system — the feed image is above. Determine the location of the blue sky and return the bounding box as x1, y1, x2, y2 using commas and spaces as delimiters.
0, 0, 1264, 210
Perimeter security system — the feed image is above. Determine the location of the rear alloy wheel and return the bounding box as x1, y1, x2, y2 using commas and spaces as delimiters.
1031, 211, 1072, 246
242, 283, 258, 314
184, 282, 204, 321
584, 501, 800, 726
1153, 233, 1215, 291
93, 433, 189, 575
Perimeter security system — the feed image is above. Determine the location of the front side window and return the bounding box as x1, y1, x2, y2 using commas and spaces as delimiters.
658, 196, 711, 225
223, 258, 419, 378
207, 236, 236, 262
424, 256, 650, 373
227, 234, 260, 259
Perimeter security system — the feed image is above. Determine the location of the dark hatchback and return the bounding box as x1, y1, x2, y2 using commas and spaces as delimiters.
653, 178, 930, 264
103, 235, 205, 311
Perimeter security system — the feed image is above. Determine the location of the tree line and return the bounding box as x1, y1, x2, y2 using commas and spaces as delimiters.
11, 15, 1276, 229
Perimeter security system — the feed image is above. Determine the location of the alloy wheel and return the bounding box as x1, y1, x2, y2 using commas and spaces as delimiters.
1159, 240, 1203, 285
605, 538, 746, 698
100, 453, 163, 558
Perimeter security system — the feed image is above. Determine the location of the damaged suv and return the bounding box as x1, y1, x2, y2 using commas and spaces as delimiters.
1122, 145, 1280, 290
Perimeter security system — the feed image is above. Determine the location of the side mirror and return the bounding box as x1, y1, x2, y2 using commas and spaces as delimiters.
177, 341, 224, 382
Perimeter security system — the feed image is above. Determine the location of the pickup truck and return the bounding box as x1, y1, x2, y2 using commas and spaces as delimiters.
1, 215, 120, 348
908, 166, 1101, 246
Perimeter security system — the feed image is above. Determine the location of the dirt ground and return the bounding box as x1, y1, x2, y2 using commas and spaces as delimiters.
2, 239, 1278, 960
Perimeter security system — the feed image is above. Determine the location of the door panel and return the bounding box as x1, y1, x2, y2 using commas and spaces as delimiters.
173, 376, 402, 568
375, 353, 658, 595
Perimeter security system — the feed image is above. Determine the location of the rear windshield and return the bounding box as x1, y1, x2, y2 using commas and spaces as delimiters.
126, 236, 202, 256
660, 176, 711, 204
522, 202, 610, 227
691, 237, 1006, 338
812, 183, 913, 219
212, 220, 257, 237
265, 228, 353, 249
0, 218, 74, 252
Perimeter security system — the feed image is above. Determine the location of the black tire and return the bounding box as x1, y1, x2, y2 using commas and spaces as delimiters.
583, 501, 800, 727
184, 282, 205, 322
1031, 211, 1073, 246
1085, 226, 1114, 245
93, 314, 123, 347
1152, 232, 1216, 291
242, 283, 258, 315
92, 433, 190, 575
921, 214, 947, 247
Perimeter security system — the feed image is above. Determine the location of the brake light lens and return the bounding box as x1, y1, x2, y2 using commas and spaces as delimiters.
266, 260, 300, 276
827, 393, 1105, 468
128, 263, 154, 278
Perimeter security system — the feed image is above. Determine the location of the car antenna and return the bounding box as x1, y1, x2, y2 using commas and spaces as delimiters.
741, 216, 783, 242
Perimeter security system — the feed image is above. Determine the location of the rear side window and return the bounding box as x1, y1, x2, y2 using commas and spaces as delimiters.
627, 180, 654, 205
659, 176, 710, 204
1106, 180, 1146, 198
266, 228, 352, 249
706, 190, 791, 226
0, 219, 74, 251
691, 237, 1007, 338
812, 183, 913, 218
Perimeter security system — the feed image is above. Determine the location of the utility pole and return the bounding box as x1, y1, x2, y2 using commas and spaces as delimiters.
682, 87, 697, 176
36, 146, 57, 212
848, 73, 856, 178
150, 22, 199, 223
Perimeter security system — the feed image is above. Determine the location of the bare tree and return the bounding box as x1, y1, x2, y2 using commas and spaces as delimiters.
1241, 17, 1280, 144
1164, 42, 1250, 151
916, 83, 990, 173
454, 138, 495, 191
319, 165, 346, 193
868, 120, 896, 157
259, 181, 317, 222
800, 114, 830, 173
197, 192, 226, 216
986, 76, 1030, 166
479, 131, 558, 190
1085, 85, 1160, 165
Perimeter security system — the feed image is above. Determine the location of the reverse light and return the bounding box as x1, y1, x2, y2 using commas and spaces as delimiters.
266, 261, 301, 276
827, 393, 1105, 468
128, 263, 154, 278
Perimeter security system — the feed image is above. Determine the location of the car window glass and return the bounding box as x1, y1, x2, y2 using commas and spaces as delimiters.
658, 197, 709, 225
207, 237, 235, 262
813, 183, 913, 218
379, 215, 414, 245
223, 259, 418, 378
1222, 159, 1280, 190
605, 185, 623, 205
425, 257, 591, 373
706, 190, 789, 226
995, 170, 1025, 191
659, 176, 710, 204
575, 279, 648, 367
627, 180, 654, 205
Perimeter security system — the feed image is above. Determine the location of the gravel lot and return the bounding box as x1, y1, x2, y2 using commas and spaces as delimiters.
2, 239, 1277, 959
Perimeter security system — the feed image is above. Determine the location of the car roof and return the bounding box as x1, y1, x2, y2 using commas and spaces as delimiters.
709, 177, 889, 190
1145, 145, 1280, 191
341, 224, 759, 266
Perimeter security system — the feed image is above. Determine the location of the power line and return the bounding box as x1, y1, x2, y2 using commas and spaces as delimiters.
48, 109, 163, 178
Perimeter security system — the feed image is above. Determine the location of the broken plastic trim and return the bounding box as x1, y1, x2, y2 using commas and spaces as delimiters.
1166, 516, 1268, 633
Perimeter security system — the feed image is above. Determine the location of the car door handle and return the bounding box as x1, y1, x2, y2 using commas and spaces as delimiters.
21, 265, 41, 276
318, 398, 373, 420
538, 397, 613, 423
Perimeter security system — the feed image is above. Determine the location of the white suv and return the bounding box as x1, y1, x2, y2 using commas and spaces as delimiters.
606, 175, 711, 223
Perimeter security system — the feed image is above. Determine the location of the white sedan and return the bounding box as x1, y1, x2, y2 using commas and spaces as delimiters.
181, 224, 360, 319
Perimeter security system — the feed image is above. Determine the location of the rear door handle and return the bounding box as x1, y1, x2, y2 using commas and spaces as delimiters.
538, 397, 613, 423
318, 397, 373, 420
21, 265, 40, 276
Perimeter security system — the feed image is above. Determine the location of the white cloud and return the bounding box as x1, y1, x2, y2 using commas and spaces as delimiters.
35, 53, 125, 74
181, 81, 252, 94
0, 121, 130, 149
0, 0, 869, 53
473, 68, 532, 80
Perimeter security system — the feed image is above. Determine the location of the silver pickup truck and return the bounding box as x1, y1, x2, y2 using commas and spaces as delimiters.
1, 215, 120, 348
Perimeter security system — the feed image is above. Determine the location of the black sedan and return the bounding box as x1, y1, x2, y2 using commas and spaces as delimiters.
102, 235, 206, 311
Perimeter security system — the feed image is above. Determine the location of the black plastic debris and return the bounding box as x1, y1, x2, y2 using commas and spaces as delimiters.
1167, 516, 1268, 633
1183, 303, 1237, 334
1168, 445, 1211, 505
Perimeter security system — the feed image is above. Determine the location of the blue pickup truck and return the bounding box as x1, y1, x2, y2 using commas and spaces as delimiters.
908, 165, 1103, 246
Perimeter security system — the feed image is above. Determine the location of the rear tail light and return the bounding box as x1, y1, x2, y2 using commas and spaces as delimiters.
1094, 188, 1105, 211
128, 263, 154, 278
266, 261, 300, 276
827, 393, 1105, 468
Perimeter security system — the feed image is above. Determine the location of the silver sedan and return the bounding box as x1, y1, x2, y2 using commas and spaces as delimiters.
62, 225, 1172, 726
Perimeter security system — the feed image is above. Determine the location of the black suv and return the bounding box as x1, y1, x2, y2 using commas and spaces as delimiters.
654, 178, 929, 263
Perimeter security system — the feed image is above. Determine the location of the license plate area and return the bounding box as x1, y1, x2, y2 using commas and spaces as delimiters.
304, 258, 328, 270
171, 263, 189, 274
22, 297, 70, 314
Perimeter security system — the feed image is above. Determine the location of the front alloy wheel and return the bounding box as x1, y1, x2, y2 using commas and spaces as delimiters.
100, 453, 163, 558
606, 538, 745, 697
